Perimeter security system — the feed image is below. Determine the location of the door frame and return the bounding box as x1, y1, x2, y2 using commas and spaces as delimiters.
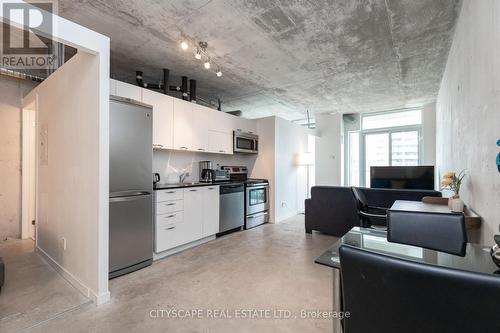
21, 94, 38, 240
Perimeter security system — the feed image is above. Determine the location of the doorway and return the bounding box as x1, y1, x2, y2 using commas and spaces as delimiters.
22, 98, 37, 240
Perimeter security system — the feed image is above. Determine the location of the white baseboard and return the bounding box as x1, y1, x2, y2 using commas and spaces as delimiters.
276, 211, 299, 223
153, 235, 216, 261
92, 290, 111, 306
36, 246, 110, 306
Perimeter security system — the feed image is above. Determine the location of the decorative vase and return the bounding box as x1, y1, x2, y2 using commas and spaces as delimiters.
449, 196, 464, 212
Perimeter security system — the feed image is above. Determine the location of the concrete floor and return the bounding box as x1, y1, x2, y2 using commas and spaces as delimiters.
4, 215, 336, 332
0, 239, 90, 333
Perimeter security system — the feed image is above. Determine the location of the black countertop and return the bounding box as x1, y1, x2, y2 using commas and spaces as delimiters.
153, 181, 244, 190
315, 227, 499, 276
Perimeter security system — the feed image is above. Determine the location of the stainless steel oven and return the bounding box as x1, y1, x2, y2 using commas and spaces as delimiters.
233, 130, 258, 154
245, 181, 269, 229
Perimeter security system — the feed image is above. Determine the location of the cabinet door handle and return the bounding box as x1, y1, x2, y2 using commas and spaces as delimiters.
179, 146, 188, 150
165, 214, 175, 218
166, 203, 176, 206
165, 226, 176, 230
167, 191, 176, 194
189, 189, 197, 192
219, 150, 225, 153
208, 188, 215, 190
197, 148, 205, 151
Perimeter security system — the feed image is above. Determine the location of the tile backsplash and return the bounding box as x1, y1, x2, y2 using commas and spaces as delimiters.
153, 150, 258, 184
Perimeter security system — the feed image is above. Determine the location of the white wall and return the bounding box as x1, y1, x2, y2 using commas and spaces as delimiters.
315, 114, 342, 186
0, 75, 37, 239
436, 0, 500, 244
25, 52, 105, 300
274, 117, 310, 221
252, 117, 276, 223
252, 116, 313, 223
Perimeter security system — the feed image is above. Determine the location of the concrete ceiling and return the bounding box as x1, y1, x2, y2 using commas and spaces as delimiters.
58, 0, 461, 121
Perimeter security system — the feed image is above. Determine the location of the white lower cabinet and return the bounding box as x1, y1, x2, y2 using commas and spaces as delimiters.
155, 186, 220, 254
183, 188, 204, 242
202, 186, 220, 237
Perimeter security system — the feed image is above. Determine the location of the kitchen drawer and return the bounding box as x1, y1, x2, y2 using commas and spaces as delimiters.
156, 211, 183, 228
156, 200, 183, 215
155, 221, 185, 252
156, 189, 183, 202
155, 214, 195, 252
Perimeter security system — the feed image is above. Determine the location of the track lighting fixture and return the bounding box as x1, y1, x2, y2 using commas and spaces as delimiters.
179, 40, 223, 76
195, 48, 202, 60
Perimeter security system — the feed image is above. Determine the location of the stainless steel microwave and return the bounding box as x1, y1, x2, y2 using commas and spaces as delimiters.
233, 130, 258, 154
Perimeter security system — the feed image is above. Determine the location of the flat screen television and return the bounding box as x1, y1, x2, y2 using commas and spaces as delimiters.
370, 166, 435, 190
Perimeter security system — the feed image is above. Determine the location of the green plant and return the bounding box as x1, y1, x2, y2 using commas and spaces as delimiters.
440, 170, 466, 196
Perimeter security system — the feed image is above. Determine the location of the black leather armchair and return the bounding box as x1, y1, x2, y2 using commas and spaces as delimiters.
387, 210, 467, 256
339, 245, 500, 333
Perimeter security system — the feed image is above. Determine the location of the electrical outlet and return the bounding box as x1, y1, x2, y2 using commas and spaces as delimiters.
62, 237, 67, 251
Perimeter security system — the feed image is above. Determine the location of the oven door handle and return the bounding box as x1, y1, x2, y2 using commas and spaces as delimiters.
247, 211, 269, 219
247, 183, 269, 188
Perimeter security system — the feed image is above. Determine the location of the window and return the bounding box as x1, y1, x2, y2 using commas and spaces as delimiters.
346, 109, 423, 187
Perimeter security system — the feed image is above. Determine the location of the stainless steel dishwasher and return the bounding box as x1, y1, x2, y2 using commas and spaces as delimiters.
219, 183, 245, 234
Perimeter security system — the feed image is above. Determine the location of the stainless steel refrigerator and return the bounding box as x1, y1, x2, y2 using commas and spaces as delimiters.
109, 96, 153, 279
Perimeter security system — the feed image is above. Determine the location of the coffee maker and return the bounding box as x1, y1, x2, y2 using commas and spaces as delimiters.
199, 161, 215, 183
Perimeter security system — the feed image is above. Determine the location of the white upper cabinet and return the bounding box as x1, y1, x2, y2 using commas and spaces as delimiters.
208, 130, 232, 155
192, 104, 209, 153
202, 186, 219, 237
142, 89, 173, 150
173, 99, 193, 151
114, 80, 142, 102
109, 79, 117, 96
208, 109, 234, 134
111, 80, 257, 154
234, 116, 257, 134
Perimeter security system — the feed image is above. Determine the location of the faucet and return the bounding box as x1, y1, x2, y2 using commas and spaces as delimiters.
179, 171, 190, 184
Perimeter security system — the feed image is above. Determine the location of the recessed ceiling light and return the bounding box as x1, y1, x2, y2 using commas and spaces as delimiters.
216, 70, 222, 77
180, 41, 188, 50
204, 61, 211, 69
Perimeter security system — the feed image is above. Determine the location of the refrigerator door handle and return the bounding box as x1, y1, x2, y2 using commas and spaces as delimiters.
110, 194, 151, 203
110, 191, 151, 198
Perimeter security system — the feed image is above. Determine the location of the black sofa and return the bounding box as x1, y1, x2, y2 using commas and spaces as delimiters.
304, 186, 442, 237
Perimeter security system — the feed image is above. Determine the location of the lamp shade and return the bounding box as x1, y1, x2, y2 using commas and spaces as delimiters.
295, 152, 314, 166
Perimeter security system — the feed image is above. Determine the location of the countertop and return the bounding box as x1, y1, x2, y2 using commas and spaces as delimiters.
153, 181, 244, 190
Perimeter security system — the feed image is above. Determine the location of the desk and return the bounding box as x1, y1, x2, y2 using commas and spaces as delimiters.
315, 227, 498, 332
390, 199, 482, 230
